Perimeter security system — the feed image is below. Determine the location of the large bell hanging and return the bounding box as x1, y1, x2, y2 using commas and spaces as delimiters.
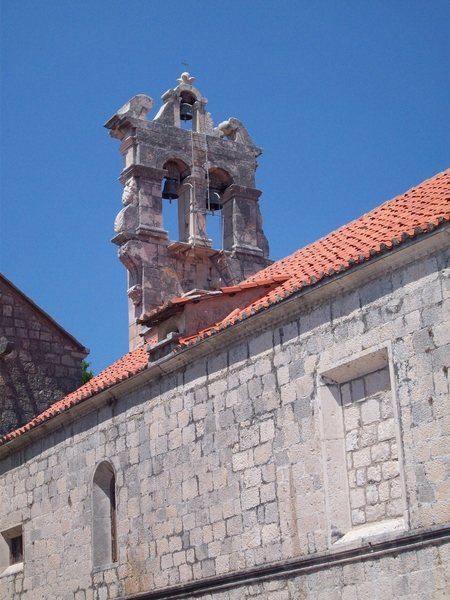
206, 190, 222, 212
180, 102, 193, 122
162, 178, 179, 200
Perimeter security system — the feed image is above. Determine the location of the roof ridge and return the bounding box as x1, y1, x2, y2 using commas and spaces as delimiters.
245, 168, 450, 285
0, 272, 89, 353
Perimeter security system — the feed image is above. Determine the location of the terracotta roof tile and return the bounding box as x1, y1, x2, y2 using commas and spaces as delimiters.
2, 169, 449, 445
178, 169, 450, 347
138, 277, 289, 324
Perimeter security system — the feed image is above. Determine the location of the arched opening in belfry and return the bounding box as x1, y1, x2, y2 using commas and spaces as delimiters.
162, 159, 191, 242
206, 167, 232, 250
179, 91, 196, 130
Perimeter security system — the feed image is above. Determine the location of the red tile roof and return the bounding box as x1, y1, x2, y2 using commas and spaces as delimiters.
138, 277, 289, 325
178, 168, 450, 347
1, 168, 449, 446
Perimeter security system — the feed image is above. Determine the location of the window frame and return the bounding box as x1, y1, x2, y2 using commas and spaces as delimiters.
92, 461, 118, 568
0, 525, 23, 576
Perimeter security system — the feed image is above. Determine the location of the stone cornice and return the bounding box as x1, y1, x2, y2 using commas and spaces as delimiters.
119, 165, 168, 184
220, 184, 262, 205
121, 523, 450, 600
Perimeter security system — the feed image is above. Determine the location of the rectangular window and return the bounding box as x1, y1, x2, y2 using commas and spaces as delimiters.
0, 525, 23, 575
10, 535, 23, 565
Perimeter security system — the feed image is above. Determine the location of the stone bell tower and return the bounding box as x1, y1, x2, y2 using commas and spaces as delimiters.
105, 73, 271, 349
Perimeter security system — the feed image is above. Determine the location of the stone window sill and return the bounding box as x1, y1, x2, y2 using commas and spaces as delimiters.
334, 517, 405, 546
92, 562, 118, 574
0, 562, 23, 578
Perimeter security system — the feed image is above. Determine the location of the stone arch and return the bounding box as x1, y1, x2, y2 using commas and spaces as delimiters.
92, 461, 117, 567
208, 166, 233, 188
155, 151, 191, 173
206, 167, 233, 213
179, 90, 196, 106
176, 84, 202, 101
162, 158, 191, 181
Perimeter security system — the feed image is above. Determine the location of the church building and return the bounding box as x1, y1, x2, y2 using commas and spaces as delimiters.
0, 74, 449, 600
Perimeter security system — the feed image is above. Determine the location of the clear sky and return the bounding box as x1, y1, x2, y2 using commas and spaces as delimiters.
1, 1, 449, 374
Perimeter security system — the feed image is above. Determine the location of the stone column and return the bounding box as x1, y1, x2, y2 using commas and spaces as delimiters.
177, 183, 191, 242
118, 165, 169, 242
221, 184, 265, 256
113, 165, 171, 350
182, 173, 211, 248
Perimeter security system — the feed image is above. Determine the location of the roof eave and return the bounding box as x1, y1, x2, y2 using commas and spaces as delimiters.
1, 224, 448, 459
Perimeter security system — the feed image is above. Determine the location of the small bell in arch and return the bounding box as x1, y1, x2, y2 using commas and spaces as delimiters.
180, 102, 193, 122
206, 190, 222, 213
162, 178, 179, 201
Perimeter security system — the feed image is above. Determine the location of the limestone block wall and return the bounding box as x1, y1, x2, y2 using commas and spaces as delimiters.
0, 277, 87, 436
342, 365, 402, 527
0, 244, 449, 599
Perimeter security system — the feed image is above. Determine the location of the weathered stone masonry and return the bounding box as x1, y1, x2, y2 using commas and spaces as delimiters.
0, 274, 88, 436
105, 74, 271, 350
1, 232, 449, 599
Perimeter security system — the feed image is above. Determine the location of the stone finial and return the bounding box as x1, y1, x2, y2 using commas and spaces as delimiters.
116, 94, 154, 120
176, 72, 195, 86
215, 118, 260, 153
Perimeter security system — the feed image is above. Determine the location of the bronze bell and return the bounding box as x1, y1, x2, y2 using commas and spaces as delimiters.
162, 178, 179, 200
206, 190, 222, 212
180, 102, 193, 121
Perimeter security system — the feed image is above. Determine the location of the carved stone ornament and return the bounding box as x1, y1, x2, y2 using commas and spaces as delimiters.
118, 242, 142, 289
215, 118, 254, 146
176, 72, 195, 86
0, 340, 14, 357
127, 284, 142, 306
204, 111, 215, 134
115, 177, 139, 235
114, 205, 138, 236
116, 94, 154, 119
122, 177, 138, 206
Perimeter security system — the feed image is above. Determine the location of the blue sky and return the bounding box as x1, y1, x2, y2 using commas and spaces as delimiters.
1, 1, 449, 374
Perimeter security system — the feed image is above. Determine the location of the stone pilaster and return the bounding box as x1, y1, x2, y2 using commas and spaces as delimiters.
221, 185, 267, 256
181, 174, 210, 248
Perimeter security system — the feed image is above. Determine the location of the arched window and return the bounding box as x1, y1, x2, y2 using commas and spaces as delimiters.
161, 159, 191, 243
92, 462, 117, 567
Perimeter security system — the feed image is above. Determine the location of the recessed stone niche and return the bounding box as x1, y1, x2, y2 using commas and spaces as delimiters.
318, 345, 407, 545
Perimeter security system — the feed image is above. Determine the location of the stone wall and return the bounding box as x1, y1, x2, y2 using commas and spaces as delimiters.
342, 365, 402, 527
0, 276, 87, 436
0, 243, 449, 599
